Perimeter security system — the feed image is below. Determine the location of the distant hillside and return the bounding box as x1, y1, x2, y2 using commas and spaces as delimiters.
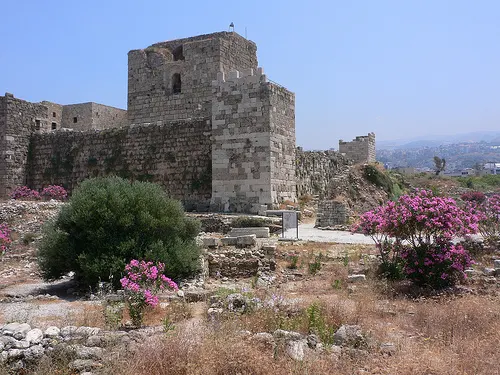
377, 140, 500, 170
378, 131, 500, 150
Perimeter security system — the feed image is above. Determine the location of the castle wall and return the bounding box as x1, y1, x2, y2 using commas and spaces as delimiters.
211, 68, 295, 213
0, 93, 48, 198
338, 133, 376, 164
40, 101, 63, 132
27, 120, 212, 209
127, 32, 257, 126
269, 84, 296, 204
61, 103, 93, 131
296, 149, 350, 198
90, 103, 127, 129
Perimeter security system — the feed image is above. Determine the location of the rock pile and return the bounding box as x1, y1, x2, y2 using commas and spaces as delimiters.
0, 322, 154, 374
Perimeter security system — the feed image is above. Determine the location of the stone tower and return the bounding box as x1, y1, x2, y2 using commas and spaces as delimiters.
127, 32, 258, 125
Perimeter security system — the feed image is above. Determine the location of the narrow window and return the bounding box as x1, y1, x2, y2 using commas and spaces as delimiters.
172, 73, 181, 94
35, 119, 41, 131
52, 112, 56, 117
172, 45, 184, 61
73, 117, 78, 123
51, 122, 57, 130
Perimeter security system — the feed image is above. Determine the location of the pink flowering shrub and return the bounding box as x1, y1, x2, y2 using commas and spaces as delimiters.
461, 191, 486, 203
40, 185, 68, 200
467, 194, 500, 244
353, 189, 479, 288
120, 259, 178, 326
10, 186, 40, 200
0, 224, 11, 257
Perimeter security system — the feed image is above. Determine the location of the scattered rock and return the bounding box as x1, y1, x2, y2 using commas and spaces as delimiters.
333, 325, 365, 347
286, 339, 308, 361
347, 274, 366, 283
25, 329, 43, 345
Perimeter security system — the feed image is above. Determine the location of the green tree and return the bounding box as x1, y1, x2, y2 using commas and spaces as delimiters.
433, 156, 446, 175
38, 177, 201, 289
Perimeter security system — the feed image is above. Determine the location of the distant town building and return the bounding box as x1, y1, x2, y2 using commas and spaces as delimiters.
483, 162, 500, 175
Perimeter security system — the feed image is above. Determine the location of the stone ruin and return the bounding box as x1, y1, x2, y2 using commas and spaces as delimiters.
0, 30, 375, 214
339, 132, 376, 165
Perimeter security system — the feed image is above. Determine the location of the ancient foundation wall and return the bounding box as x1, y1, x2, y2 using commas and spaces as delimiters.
27, 120, 212, 210
315, 200, 350, 227
295, 148, 350, 199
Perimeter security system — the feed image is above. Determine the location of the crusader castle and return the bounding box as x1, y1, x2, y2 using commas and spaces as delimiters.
0, 31, 374, 213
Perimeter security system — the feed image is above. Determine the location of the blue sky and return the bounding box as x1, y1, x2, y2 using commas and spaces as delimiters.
1, 1, 500, 149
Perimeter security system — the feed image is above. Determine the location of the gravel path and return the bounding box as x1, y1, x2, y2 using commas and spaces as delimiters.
284, 223, 374, 244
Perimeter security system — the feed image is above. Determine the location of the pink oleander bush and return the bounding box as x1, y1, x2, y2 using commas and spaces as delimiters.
40, 185, 68, 200
353, 189, 479, 288
120, 259, 178, 327
466, 194, 500, 244
10, 186, 40, 200
461, 191, 486, 203
0, 224, 11, 257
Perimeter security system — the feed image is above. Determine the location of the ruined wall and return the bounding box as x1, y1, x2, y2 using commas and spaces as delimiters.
127, 32, 257, 125
0, 94, 48, 198
315, 200, 350, 227
211, 68, 294, 213
27, 120, 212, 209
295, 148, 350, 198
339, 133, 376, 164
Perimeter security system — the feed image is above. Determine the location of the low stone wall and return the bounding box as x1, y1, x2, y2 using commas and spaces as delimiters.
315, 200, 350, 227
0, 322, 152, 373
202, 236, 276, 277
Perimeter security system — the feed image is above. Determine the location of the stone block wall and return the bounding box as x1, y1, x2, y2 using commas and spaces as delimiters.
90, 103, 128, 129
60, 103, 126, 131
339, 133, 375, 164
315, 200, 350, 227
296, 148, 350, 198
0, 93, 48, 198
27, 120, 212, 209
60, 103, 93, 131
40, 101, 63, 132
211, 68, 295, 212
128, 32, 257, 126
269, 84, 296, 204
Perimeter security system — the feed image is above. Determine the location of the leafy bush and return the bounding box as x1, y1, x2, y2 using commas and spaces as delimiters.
0, 224, 11, 256
363, 164, 394, 194
40, 185, 68, 200
10, 186, 40, 200
230, 216, 272, 228
354, 189, 478, 288
38, 177, 201, 289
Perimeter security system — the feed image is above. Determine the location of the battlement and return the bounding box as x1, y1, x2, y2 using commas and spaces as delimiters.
212, 67, 266, 85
